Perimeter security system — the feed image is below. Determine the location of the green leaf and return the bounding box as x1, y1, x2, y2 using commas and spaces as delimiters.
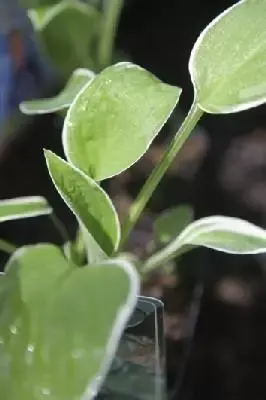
0, 244, 139, 400
189, 0, 266, 113
0, 196, 52, 222
0, 239, 16, 254
26, 3, 62, 29
64, 223, 107, 265
176, 216, 266, 253
21, 0, 58, 9
154, 204, 194, 245
45, 150, 120, 255
144, 216, 266, 272
37, 0, 101, 77
80, 223, 107, 264
63, 62, 181, 181
20, 68, 95, 115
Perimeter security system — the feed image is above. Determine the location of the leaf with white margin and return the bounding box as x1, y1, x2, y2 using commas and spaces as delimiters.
63, 62, 181, 181
0, 244, 139, 400
27, 4, 55, 29
189, 0, 266, 113
45, 150, 120, 256
0, 196, 52, 222
144, 216, 266, 272
20, 68, 95, 115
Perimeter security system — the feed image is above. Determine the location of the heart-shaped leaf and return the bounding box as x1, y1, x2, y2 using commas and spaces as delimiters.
20, 68, 95, 115
63, 62, 181, 181
144, 216, 266, 272
0, 196, 52, 222
189, 0, 266, 113
45, 150, 120, 256
0, 244, 139, 400
154, 204, 194, 245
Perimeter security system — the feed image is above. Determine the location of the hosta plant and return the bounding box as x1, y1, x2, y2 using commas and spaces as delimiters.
1, 0, 266, 399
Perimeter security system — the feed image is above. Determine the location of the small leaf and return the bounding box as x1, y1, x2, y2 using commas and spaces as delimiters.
20, 68, 95, 115
0, 244, 139, 400
189, 0, 266, 113
0, 196, 52, 222
63, 62, 181, 181
154, 204, 194, 245
176, 216, 266, 254
45, 150, 120, 255
144, 216, 266, 272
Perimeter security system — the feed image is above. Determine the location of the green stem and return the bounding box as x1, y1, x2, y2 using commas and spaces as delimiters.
120, 102, 203, 249
97, 0, 124, 69
0, 238, 16, 254
142, 246, 189, 276
50, 213, 70, 244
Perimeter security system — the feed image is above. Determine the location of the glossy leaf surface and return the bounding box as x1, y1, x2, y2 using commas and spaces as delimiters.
45, 150, 120, 255
0, 196, 52, 222
0, 244, 139, 400
63, 62, 181, 181
145, 216, 266, 272
176, 216, 266, 254
189, 0, 266, 113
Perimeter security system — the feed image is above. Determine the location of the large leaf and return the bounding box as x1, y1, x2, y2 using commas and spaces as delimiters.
189, 0, 266, 113
0, 244, 139, 400
37, 0, 101, 77
144, 216, 266, 272
154, 204, 194, 245
20, 68, 95, 115
0, 196, 52, 222
63, 62, 181, 181
45, 150, 120, 255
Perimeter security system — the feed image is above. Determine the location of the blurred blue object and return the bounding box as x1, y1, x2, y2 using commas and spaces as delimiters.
0, 38, 12, 124
0, 0, 54, 127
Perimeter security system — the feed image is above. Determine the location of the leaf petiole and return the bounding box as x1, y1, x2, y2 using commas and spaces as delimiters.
0, 238, 17, 254
120, 101, 204, 249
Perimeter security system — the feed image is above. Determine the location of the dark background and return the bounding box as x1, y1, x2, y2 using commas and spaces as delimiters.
1, 1, 266, 399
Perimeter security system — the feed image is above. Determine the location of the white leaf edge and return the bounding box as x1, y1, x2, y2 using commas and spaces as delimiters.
4, 245, 139, 400
188, 0, 266, 114
62, 61, 181, 181
81, 258, 140, 400
144, 215, 266, 272
20, 68, 95, 115
33, 0, 100, 31
0, 196, 52, 222
45, 151, 121, 254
